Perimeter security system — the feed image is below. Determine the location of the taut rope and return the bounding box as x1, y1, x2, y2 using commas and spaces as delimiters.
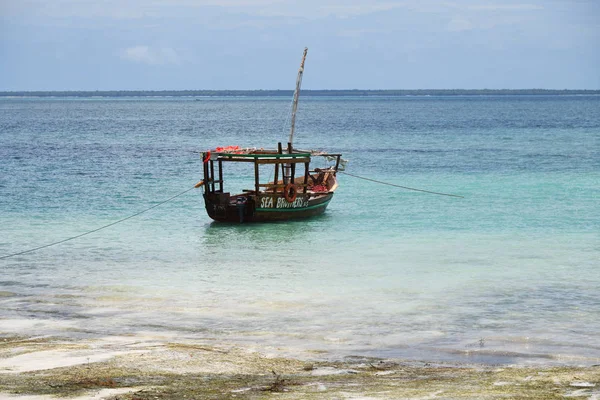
338, 171, 464, 198
0, 185, 199, 260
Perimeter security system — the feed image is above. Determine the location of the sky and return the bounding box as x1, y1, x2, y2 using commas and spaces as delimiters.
0, 0, 598, 90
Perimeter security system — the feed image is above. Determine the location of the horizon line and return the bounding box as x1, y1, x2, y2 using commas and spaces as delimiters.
2, 88, 600, 97
2, 88, 599, 91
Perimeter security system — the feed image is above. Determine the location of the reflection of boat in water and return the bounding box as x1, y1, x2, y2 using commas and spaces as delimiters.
198, 48, 343, 223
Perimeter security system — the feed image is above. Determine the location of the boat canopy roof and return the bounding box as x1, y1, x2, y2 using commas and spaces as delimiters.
204, 145, 340, 163
218, 152, 311, 159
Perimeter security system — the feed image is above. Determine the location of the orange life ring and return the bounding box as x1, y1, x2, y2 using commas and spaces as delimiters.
283, 183, 298, 203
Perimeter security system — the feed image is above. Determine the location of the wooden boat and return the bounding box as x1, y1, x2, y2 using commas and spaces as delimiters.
199, 48, 343, 223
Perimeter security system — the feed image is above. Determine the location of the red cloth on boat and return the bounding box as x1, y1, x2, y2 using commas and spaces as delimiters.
310, 184, 328, 192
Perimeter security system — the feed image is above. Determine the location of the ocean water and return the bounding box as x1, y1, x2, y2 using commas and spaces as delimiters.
1, 95, 599, 365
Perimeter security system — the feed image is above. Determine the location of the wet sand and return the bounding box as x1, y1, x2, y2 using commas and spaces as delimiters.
1, 334, 599, 399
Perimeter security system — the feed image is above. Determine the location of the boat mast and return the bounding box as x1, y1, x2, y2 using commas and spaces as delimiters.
288, 47, 308, 148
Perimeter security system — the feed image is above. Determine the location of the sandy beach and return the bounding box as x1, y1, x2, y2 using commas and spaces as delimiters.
1, 334, 599, 399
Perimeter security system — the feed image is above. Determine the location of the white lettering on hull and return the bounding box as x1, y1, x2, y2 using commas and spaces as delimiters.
260, 196, 309, 209
260, 197, 274, 208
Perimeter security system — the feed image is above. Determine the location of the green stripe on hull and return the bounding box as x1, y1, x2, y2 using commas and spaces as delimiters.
255, 198, 331, 212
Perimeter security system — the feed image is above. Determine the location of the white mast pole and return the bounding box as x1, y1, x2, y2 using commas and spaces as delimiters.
288, 47, 308, 148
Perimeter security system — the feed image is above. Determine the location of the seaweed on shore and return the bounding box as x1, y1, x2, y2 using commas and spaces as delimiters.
0, 337, 599, 399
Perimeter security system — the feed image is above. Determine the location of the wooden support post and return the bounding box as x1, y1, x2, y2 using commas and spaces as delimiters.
210, 160, 215, 192
287, 142, 295, 184
203, 153, 210, 193
274, 144, 281, 193
291, 163, 295, 184
303, 162, 309, 193
280, 142, 287, 185
254, 159, 260, 193
218, 160, 223, 192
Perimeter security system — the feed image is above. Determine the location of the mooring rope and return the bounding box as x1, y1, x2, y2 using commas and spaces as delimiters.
339, 171, 464, 198
0, 185, 199, 260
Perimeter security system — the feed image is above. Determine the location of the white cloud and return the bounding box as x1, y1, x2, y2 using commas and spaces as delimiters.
448, 17, 474, 31
120, 46, 181, 65
1, 0, 153, 18
284, 2, 401, 18
468, 4, 544, 11
0, 0, 432, 19
336, 28, 389, 37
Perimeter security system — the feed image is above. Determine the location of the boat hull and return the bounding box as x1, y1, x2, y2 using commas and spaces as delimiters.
204, 192, 333, 223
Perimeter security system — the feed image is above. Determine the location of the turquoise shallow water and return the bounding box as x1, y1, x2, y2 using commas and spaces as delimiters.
1, 95, 599, 365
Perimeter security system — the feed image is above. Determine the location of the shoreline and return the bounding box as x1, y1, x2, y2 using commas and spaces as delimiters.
1, 335, 598, 399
